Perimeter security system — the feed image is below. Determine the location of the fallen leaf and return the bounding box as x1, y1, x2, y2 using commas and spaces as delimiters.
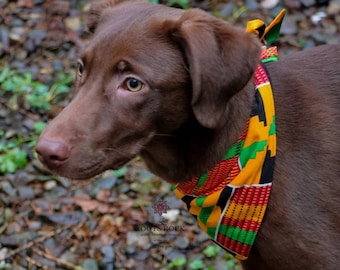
39, 212, 86, 225
74, 196, 99, 212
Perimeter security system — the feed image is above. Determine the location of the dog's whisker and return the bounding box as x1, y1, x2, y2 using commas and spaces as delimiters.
101, 147, 127, 155
154, 133, 176, 138
101, 142, 146, 154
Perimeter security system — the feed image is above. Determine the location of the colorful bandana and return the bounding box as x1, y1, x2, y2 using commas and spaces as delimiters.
172, 11, 285, 260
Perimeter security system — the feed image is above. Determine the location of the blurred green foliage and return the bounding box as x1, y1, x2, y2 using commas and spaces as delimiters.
0, 66, 73, 174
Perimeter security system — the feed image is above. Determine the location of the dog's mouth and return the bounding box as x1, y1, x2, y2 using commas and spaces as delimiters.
41, 154, 133, 180
60, 158, 107, 180
36, 132, 155, 180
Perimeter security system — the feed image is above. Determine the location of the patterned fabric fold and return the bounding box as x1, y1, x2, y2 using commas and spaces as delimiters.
173, 46, 278, 260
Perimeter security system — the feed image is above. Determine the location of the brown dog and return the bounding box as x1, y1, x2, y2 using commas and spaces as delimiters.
35, 0, 340, 269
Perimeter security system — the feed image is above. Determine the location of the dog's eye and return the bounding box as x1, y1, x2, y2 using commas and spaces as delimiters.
125, 78, 143, 92
77, 61, 84, 77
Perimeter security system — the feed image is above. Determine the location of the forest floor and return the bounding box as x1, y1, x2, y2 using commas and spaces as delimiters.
0, 0, 339, 269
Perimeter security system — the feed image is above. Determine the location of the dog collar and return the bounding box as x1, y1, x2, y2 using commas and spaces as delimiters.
173, 47, 277, 260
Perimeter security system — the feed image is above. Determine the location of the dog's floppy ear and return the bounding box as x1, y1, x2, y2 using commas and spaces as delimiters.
87, 0, 146, 33
166, 9, 261, 129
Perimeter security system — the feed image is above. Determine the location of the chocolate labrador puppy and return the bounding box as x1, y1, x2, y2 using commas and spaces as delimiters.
36, 0, 340, 269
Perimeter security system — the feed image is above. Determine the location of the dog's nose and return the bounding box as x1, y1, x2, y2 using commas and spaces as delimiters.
35, 137, 70, 169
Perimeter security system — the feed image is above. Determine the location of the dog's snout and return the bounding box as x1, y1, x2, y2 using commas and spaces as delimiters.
35, 137, 71, 169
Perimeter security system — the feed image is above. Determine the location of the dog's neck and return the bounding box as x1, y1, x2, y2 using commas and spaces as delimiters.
141, 79, 255, 183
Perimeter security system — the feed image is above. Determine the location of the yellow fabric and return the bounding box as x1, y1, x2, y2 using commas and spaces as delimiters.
246, 9, 286, 43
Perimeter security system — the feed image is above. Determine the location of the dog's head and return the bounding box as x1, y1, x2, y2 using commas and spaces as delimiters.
36, 0, 261, 180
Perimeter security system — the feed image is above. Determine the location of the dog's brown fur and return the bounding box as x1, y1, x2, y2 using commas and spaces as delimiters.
36, 1, 340, 269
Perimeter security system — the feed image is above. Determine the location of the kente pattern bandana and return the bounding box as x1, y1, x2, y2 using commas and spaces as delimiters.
172, 10, 285, 260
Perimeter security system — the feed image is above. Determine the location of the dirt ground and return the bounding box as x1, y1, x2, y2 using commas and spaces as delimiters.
0, 0, 339, 269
